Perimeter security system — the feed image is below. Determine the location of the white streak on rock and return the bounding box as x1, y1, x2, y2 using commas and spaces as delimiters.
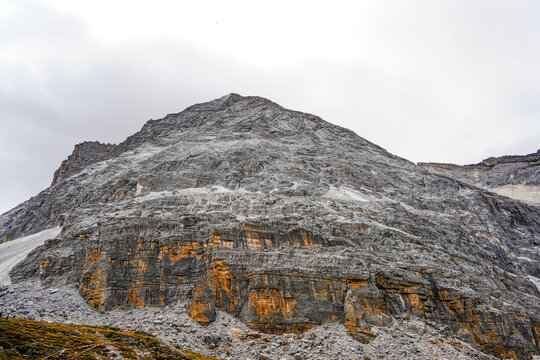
492, 185, 540, 204
323, 186, 372, 202
528, 275, 540, 292
0, 227, 61, 285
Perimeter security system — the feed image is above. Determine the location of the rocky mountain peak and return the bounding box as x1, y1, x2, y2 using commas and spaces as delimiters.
51, 141, 116, 185
151, 94, 321, 137
184, 92, 257, 111
1, 95, 539, 359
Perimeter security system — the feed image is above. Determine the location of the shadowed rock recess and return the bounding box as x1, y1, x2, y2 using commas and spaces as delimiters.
1, 94, 539, 359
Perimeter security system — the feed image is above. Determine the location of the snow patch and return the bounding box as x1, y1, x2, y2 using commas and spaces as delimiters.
134, 186, 252, 202
0, 227, 61, 286
323, 186, 372, 202
492, 184, 540, 204
134, 190, 174, 202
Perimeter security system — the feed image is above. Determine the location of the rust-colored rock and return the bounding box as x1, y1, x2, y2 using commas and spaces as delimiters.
3, 94, 539, 359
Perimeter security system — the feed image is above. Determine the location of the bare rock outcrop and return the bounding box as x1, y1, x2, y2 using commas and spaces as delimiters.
419, 150, 540, 203
51, 141, 116, 185
1, 94, 539, 359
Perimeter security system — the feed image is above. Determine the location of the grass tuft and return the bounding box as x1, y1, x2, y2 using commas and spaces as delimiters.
0, 317, 222, 360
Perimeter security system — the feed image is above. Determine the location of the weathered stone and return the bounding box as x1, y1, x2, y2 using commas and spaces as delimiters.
51, 141, 116, 185
419, 150, 540, 203
1, 94, 539, 359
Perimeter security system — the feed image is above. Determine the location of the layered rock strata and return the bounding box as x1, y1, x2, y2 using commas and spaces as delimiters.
51, 141, 116, 185
1, 94, 539, 359
419, 150, 540, 203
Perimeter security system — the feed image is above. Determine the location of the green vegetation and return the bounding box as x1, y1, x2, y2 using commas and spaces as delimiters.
0, 317, 221, 360
177, 349, 223, 360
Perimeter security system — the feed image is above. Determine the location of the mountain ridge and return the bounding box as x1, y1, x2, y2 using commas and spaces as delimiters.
419, 149, 540, 204
1, 94, 539, 359
1, 93, 404, 241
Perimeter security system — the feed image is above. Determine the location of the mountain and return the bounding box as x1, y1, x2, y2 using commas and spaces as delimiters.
51, 141, 117, 186
0, 94, 539, 359
419, 151, 540, 204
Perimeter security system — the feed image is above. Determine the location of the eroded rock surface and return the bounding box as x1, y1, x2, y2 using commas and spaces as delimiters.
1, 94, 539, 359
0, 280, 500, 360
419, 150, 540, 203
51, 141, 116, 185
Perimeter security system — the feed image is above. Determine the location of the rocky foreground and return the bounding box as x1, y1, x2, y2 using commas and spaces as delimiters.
0, 94, 539, 359
0, 281, 497, 360
0, 315, 219, 360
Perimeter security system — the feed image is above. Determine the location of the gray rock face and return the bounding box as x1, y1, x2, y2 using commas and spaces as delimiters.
0, 281, 495, 360
419, 151, 540, 203
1, 94, 539, 359
51, 141, 116, 186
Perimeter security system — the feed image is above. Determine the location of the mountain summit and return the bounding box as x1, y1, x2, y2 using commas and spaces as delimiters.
1, 94, 539, 359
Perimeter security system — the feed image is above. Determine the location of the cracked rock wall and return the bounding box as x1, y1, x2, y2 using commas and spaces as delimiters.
1, 94, 539, 359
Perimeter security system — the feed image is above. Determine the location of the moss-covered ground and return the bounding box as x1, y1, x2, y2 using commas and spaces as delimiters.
0, 317, 221, 360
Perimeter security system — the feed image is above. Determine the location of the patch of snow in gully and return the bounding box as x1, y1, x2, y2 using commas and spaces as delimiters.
0, 227, 61, 285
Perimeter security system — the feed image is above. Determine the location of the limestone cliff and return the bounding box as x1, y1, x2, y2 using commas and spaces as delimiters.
51, 141, 116, 185
419, 150, 540, 203
1, 94, 539, 359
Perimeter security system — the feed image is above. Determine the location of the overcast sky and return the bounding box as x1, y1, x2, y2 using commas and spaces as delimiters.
1, 0, 539, 214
